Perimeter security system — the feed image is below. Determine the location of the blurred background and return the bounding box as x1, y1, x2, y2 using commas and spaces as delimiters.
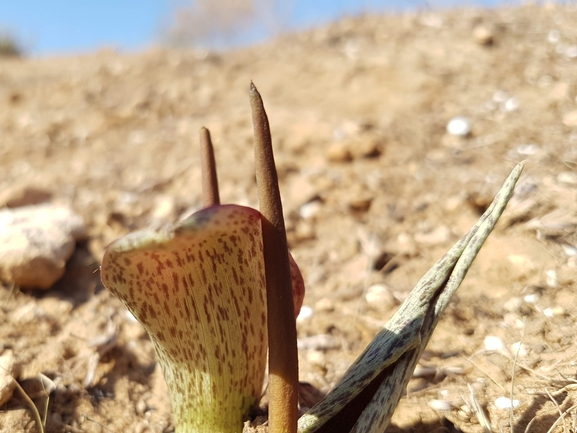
0, 0, 534, 56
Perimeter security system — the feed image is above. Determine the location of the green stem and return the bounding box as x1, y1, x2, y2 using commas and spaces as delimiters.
249, 82, 299, 433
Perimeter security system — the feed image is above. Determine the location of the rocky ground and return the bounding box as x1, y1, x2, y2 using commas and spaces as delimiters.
1, 3, 577, 432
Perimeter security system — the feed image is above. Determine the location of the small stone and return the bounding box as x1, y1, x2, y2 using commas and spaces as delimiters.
150, 195, 176, 222
516, 144, 540, 155
563, 110, 577, 127
0, 205, 86, 289
327, 143, 352, 163
0, 185, 53, 208
507, 254, 534, 279
510, 342, 528, 357
543, 306, 565, 317
473, 25, 494, 45
0, 350, 16, 406
299, 201, 322, 219
446, 116, 471, 136
348, 196, 373, 212
364, 284, 396, 310
429, 399, 452, 411
348, 136, 383, 159
484, 336, 504, 352
546, 269, 558, 288
306, 350, 326, 367
289, 177, 319, 209
501, 97, 519, 113
297, 305, 314, 322
494, 397, 520, 410
503, 297, 523, 312
297, 334, 340, 351
315, 297, 334, 312
558, 171, 577, 185
564, 45, 577, 59
549, 82, 569, 101
547, 30, 561, 44
414, 226, 450, 246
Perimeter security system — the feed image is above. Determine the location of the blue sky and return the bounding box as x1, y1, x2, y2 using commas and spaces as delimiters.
0, 0, 514, 56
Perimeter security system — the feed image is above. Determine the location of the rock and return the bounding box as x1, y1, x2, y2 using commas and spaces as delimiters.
414, 225, 451, 246
0, 205, 86, 289
473, 25, 494, 46
446, 116, 471, 136
563, 110, 577, 127
327, 142, 352, 163
564, 45, 577, 59
549, 82, 569, 101
364, 284, 396, 310
0, 350, 16, 406
0, 185, 53, 208
558, 171, 577, 185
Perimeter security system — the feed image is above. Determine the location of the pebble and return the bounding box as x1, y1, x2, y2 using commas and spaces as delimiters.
414, 225, 451, 246
306, 350, 326, 367
523, 293, 539, 304
429, 399, 452, 411
558, 171, 577, 185
446, 116, 471, 136
326, 142, 352, 163
543, 306, 565, 317
565, 45, 577, 59
297, 334, 340, 351
296, 305, 314, 322
545, 269, 558, 288
484, 336, 504, 352
299, 200, 322, 219
0, 205, 86, 289
510, 342, 528, 357
348, 136, 383, 159
347, 195, 373, 212
503, 297, 523, 312
0, 185, 52, 208
364, 284, 396, 310
563, 110, 577, 127
494, 396, 520, 410
473, 25, 494, 45
0, 350, 16, 406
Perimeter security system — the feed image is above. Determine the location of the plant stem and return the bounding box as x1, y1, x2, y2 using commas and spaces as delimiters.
200, 127, 220, 207
249, 82, 299, 433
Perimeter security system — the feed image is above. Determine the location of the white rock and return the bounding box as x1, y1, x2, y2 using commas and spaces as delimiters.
547, 30, 561, 44
565, 45, 577, 59
364, 284, 396, 310
516, 144, 540, 155
510, 342, 528, 357
299, 201, 322, 219
0, 350, 16, 406
524, 293, 539, 304
563, 110, 577, 127
473, 25, 494, 46
446, 116, 472, 136
495, 396, 520, 410
502, 97, 519, 113
558, 171, 577, 185
0, 205, 86, 289
546, 269, 558, 288
484, 336, 504, 352
296, 305, 314, 322
429, 399, 452, 411
543, 306, 565, 317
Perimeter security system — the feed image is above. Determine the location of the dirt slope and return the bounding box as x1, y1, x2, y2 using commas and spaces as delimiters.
1, 3, 577, 432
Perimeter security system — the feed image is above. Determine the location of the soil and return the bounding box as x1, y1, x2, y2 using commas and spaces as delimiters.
1, 3, 577, 432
